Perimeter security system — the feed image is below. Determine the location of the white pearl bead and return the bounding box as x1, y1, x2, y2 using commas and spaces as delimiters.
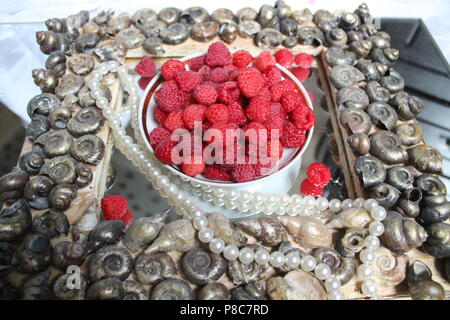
90, 88, 102, 99
369, 221, 385, 236
239, 247, 255, 264
88, 79, 100, 89
357, 264, 373, 279
236, 201, 250, 212
96, 97, 108, 109
193, 216, 208, 230
269, 251, 285, 268
212, 187, 225, 198
316, 197, 329, 211
304, 196, 316, 208
329, 199, 342, 213
198, 228, 214, 243
328, 290, 343, 300
287, 206, 299, 216
190, 209, 204, 218
364, 235, 380, 249
102, 108, 113, 117
209, 238, 225, 254
226, 190, 238, 200
301, 255, 317, 272
262, 204, 275, 215
314, 263, 331, 280
361, 279, 378, 297
254, 248, 270, 265
279, 194, 291, 206
370, 206, 387, 221
238, 190, 252, 203
360, 248, 376, 264
285, 252, 301, 269
353, 197, 365, 208
291, 194, 303, 207
364, 199, 378, 212
253, 192, 265, 204
225, 200, 237, 210
324, 277, 341, 291
223, 244, 239, 261
341, 199, 353, 209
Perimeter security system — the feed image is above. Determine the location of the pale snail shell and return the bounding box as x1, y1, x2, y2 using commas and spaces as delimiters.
88, 245, 134, 281
336, 228, 368, 258
373, 247, 408, 286
207, 213, 247, 247
238, 21, 261, 38
145, 219, 198, 254
314, 246, 357, 285
267, 270, 327, 300
198, 282, 230, 300
397, 123, 423, 146
159, 23, 190, 45
227, 245, 264, 285
68, 53, 95, 76
55, 73, 85, 99
347, 133, 370, 156
35, 129, 73, 158
327, 208, 373, 229
115, 26, 145, 49
278, 216, 332, 249
181, 246, 227, 285
134, 252, 177, 284
234, 216, 286, 247
94, 39, 128, 63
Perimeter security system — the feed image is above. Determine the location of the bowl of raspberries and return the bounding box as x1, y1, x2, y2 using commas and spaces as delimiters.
138, 41, 316, 193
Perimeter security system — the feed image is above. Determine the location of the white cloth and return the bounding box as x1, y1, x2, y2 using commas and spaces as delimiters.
1, 0, 450, 121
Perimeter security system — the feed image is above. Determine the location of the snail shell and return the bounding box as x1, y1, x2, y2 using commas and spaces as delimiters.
422, 223, 450, 258
180, 7, 209, 25
386, 166, 414, 192
381, 211, 428, 253
94, 10, 114, 25
53, 273, 88, 300
329, 65, 364, 89
231, 281, 267, 300
158, 7, 181, 25
207, 213, 247, 247
325, 46, 356, 67
297, 26, 324, 47
39, 155, 77, 184
267, 270, 327, 300
32, 209, 69, 238
45, 18, 66, 33
234, 216, 286, 247
347, 133, 370, 155
327, 208, 373, 229
123, 209, 168, 252
336, 228, 369, 258
181, 246, 227, 285
52, 240, 86, 270
75, 163, 93, 188
0, 199, 32, 242
45, 51, 66, 76
94, 39, 127, 63
143, 37, 165, 56
365, 81, 390, 102
48, 106, 72, 129
279, 216, 332, 249
255, 28, 283, 49
370, 130, 408, 165
74, 32, 100, 54
27, 93, 60, 118
70, 134, 105, 165
325, 28, 347, 47
237, 7, 258, 22
366, 102, 398, 132
68, 53, 95, 76
420, 200, 450, 225
408, 145, 443, 175
136, 19, 167, 38
381, 68, 405, 93
86, 220, 125, 254
349, 39, 372, 58
280, 18, 298, 37
0, 167, 30, 203
257, 4, 277, 28
340, 107, 371, 134
313, 247, 356, 285
86, 277, 124, 300
67, 107, 104, 137
407, 260, 445, 300
35, 129, 73, 158
49, 184, 77, 211
277, 241, 306, 273
415, 174, 447, 197
356, 60, 380, 81
13, 233, 52, 273
391, 91, 424, 120
198, 282, 230, 300
340, 12, 360, 30
191, 21, 219, 42
134, 252, 177, 285
282, 36, 297, 48
132, 8, 157, 29
397, 123, 423, 146
291, 8, 312, 25
0, 242, 15, 276
396, 188, 422, 218
89, 245, 134, 281
78, 84, 111, 108
145, 219, 198, 254
32, 68, 59, 93
26, 115, 51, 141
367, 183, 400, 209
336, 86, 369, 109
228, 256, 263, 285
115, 26, 145, 49
150, 278, 195, 300
354, 155, 386, 188
105, 13, 132, 36
21, 270, 54, 300
445, 258, 450, 282
55, 73, 85, 99
82, 20, 100, 34
373, 247, 408, 286
313, 247, 341, 271
159, 23, 190, 45
211, 8, 236, 25
35, 31, 70, 55
219, 22, 239, 44
122, 280, 148, 300
238, 21, 261, 38
371, 47, 399, 66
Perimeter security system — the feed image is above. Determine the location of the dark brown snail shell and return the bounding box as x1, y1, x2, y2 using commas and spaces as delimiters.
366, 102, 398, 131
349, 39, 372, 58
366, 81, 390, 103
53, 272, 88, 300
367, 183, 400, 209
297, 26, 324, 47
159, 23, 190, 44
255, 28, 283, 49
396, 188, 422, 218
94, 39, 128, 63
134, 252, 177, 284
75, 163, 93, 188
143, 37, 165, 56
237, 7, 258, 22
198, 282, 230, 300
21, 270, 54, 300
257, 4, 277, 28
397, 123, 423, 146
86, 220, 125, 255
39, 155, 77, 185
32, 68, 59, 93
313, 9, 336, 25
239, 21, 261, 38
86, 277, 124, 300
391, 91, 424, 121
32, 209, 69, 238
105, 13, 132, 36
291, 8, 312, 25
219, 22, 239, 44
13, 233, 52, 273
67, 107, 104, 137
48, 106, 72, 129
314, 248, 356, 285
231, 281, 267, 300
27, 93, 61, 118
45, 18, 66, 33
150, 278, 195, 300
381, 68, 405, 93
0, 168, 30, 203
181, 247, 227, 285
381, 211, 428, 253
36, 31, 70, 55
420, 201, 450, 225
52, 240, 86, 269
136, 19, 167, 38
70, 134, 105, 165
234, 217, 287, 247
94, 10, 114, 25
325, 46, 356, 67
122, 280, 148, 300
336, 86, 369, 109
158, 7, 181, 25
180, 7, 209, 26
347, 30, 364, 42
340, 107, 371, 134
370, 131, 408, 165
325, 28, 347, 47
211, 8, 237, 25
191, 21, 219, 42
347, 133, 370, 156
354, 3, 371, 23
115, 26, 145, 49
74, 32, 100, 54
356, 60, 380, 81
371, 47, 399, 66
445, 258, 450, 282
408, 145, 442, 175
340, 12, 360, 30
55, 73, 85, 99
280, 18, 298, 37
386, 166, 414, 191
35, 129, 73, 158
336, 227, 368, 258
0, 199, 32, 242
354, 155, 386, 188
330, 65, 365, 89
49, 184, 77, 211
26, 115, 51, 141
415, 174, 447, 197
407, 260, 445, 300
89, 245, 134, 281
422, 223, 450, 258
282, 36, 298, 48
0, 242, 16, 275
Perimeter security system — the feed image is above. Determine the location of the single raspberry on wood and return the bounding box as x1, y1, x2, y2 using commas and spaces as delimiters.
290, 67, 311, 82
155, 139, 178, 164
256, 51, 276, 72
300, 178, 324, 197
188, 55, 206, 71
205, 41, 232, 67
237, 67, 266, 98
231, 164, 256, 183
101, 195, 128, 220
205, 103, 230, 124
135, 56, 157, 77
246, 95, 271, 123
149, 127, 171, 149
163, 110, 185, 132
281, 90, 304, 113
182, 104, 207, 130
203, 165, 231, 181
280, 121, 306, 148
294, 53, 314, 68
275, 49, 295, 68
306, 162, 332, 187
155, 86, 184, 112
193, 84, 218, 105
291, 106, 316, 131
269, 79, 296, 102
233, 50, 253, 68
218, 81, 240, 104
161, 59, 186, 80
174, 71, 203, 92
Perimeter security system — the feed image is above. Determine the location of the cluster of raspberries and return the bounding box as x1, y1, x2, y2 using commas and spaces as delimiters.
101, 195, 133, 225
146, 42, 316, 183
300, 162, 332, 196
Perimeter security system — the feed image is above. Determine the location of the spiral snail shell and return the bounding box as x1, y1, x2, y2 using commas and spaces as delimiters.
207, 213, 247, 247
373, 247, 408, 286
85, 220, 125, 255
52, 240, 86, 270
329, 65, 364, 89
67, 107, 104, 137
408, 145, 443, 175
267, 270, 327, 300
279, 216, 332, 249
366, 102, 398, 132
26, 115, 51, 142
39, 155, 77, 185
231, 281, 267, 300
75, 163, 93, 188
53, 273, 88, 300
89, 245, 134, 281
21, 270, 54, 300
86, 277, 124, 300
336, 86, 369, 109
36, 31, 70, 55
422, 223, 450, 258
0, 199, 32, 242
198, 282, 230, 300
49, 184, 77, 211
325, 46, 356, 67
181, 246, 227, 285
70, 134, 105, 165
32, 69, 59, 93
365, 81, 390, 103
347, 133, 370, 156
396, 123, 423, 146
32, 209, 69, 238
13, 233, 52, 273
134, 252, 177, 285
0, 168, 30, 203
234, 216, 286, 247
354, 155, 386, 188
370, 131, 408, 165
145, 219, 198, 254
336, 228, 369, 258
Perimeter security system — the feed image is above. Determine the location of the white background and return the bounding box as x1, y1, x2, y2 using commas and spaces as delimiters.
1, 0, 450, 122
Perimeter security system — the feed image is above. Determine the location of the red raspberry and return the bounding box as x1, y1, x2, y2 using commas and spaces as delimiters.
188, 55, 205, 71
161, 80, 178, 90
266, 138, 283, 160
181, 92, 196, 107
205, 41, 232, 67
193, 84, 218, 105
174, 71, 202, 92
275, 49, 295, 68
164, 110, 185, 132
264, 66, 282, 85
205, 122, 240, 146
280, 121, 306, 148
181, 157, 206, 177
228, 102, 247, 126
244, 121, 267, 143
155, 139, 178, 164
269, 102, 288, 120
237, 67, 266, 98
135, 56, 157, 77
149, 127, 171, 149
264, 114, 284, 138
161, 59, 186, 80
156, 86, 184, 112
210, 67, 229, 83
101, 195, 128, 220
231, 164, 256, 182
255, 51, 276, 72
233, 50, 253, 68
256, 87, 272, 100
290, 67, 311, 82
223, 65, 239, 80
182, 104, 207, 130
205, 103, 229, 124
291, 106, 316, 131
203, 165, 231, 181
138, 77, 152, 90
300, 179, 324, 197
246, 96, 271, 123
121, 209, 133, 226
281, 90, 304, 113
198, 65, 211, 80
154, 106, 167, 124
294, 53, 314, 68
306, 162, 332, 187
218, 81, 240, 104
255, 160, 274, 177
269, 79, 296, 102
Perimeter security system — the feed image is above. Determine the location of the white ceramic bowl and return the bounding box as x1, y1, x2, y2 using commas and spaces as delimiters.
138, 52, 314, 196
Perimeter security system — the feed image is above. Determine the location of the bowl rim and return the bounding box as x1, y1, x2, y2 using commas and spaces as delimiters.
138, 51, 315, 188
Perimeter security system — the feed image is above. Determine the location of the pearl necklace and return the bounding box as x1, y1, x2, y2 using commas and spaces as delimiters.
89, 61, 387, 300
